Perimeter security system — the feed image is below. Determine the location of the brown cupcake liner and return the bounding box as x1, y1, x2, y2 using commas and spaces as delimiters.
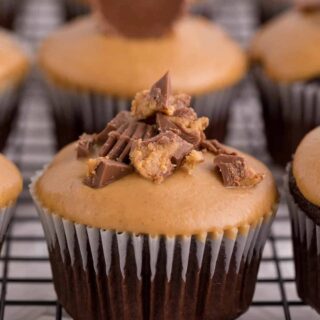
285, 168, 320, 314
44, 79, 239, 149
0, 0, 21, 29
256, 0, 291, 23
60, 0, 90, 20
30, 170, 276, 320
253, 68, 320, 166
0, 83, 23, 150
0, 205, 15, 252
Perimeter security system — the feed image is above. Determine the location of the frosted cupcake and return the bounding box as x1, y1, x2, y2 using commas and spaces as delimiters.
0, 28, 29, 150
286, 127, 320, 313
31, 72, 278, 320
0, 155, 22, 250
250, 2, 320, 165
39, 0, 247, 148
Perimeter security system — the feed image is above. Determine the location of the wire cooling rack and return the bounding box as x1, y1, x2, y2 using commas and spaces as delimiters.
1, 0, 319, 319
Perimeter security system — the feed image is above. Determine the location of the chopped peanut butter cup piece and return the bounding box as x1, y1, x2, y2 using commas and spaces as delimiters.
96, 111, 134, 143
130, 131, 193, 183
89, 0, 186, 38
85, 158, 133, 188
183, 150, 204, 174
156, 112, 208, 146
131, 72, 192, 120
100, 121, 156, 162
214, 154, 263, 188
201, 139, 236, 155
76, 134, 95, 158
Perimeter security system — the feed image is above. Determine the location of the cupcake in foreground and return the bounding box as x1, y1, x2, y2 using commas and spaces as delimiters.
39, 0, 247, 149
0, 28, 29, 150
250, 1, 320, 166
31, 73, 278, 320
0, 155, 22, 250
286, 127, 320, 313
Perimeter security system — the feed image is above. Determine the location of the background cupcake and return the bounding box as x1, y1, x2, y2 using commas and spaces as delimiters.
39, 0, 247, 149
0, 154, 22, 250
31, 73, 278, 320
250, 3, 320, 166
285, 127, 320, 314
0, 28, 29, 150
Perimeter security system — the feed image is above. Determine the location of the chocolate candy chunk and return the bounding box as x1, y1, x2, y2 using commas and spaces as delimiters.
130, 131, 193, 183
100, 121, 156, 162
85, 158, 133, 188
214, 154, 263, 188
156, 112, 208, 146
76, 134, 95, 158
96, 111, 134, 143
150, 71, 172, 108
201, 139, 236, 156
90, 0, 186, 38
131, 72, 194, 121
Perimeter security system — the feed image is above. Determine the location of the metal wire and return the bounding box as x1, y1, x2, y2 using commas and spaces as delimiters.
0, 0, 315, 319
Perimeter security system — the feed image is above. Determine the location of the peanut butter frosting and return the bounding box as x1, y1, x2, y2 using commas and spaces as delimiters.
35, 143, 277, 236
0, 155, 22, 208
250, 9, 320, 82
39, 15, 246, 97
293, 127, 320, 207
0, 30, 29, 91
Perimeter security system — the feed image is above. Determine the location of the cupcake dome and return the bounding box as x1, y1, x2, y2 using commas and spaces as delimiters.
36, 143, 277, 236
251, 10, 320, 82
39, 14, 247, 148
0, 29, 29, 150
0, 29, 28, 91
40, 15, 246, 97
0, 154, 22, 208
293, 126, 320, 207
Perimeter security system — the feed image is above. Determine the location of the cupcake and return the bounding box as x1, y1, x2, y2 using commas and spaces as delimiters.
0, 28, 29, 150
250, 3, 320, 166
31, 73, 278, 320
39, 0, 247, 149
285, 127, 320, 313
0, 0, 23, 29
0, 154, 22, 250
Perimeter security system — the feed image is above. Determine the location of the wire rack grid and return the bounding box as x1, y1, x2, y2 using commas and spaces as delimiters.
0, 0, 319, 319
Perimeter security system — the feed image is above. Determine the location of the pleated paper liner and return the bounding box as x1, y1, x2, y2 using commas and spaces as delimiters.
0, 83, 24, 151
253, 67, 320, 166
43, 78, 239, 150
31, 170, 276, 320
285, 167, 320, 314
